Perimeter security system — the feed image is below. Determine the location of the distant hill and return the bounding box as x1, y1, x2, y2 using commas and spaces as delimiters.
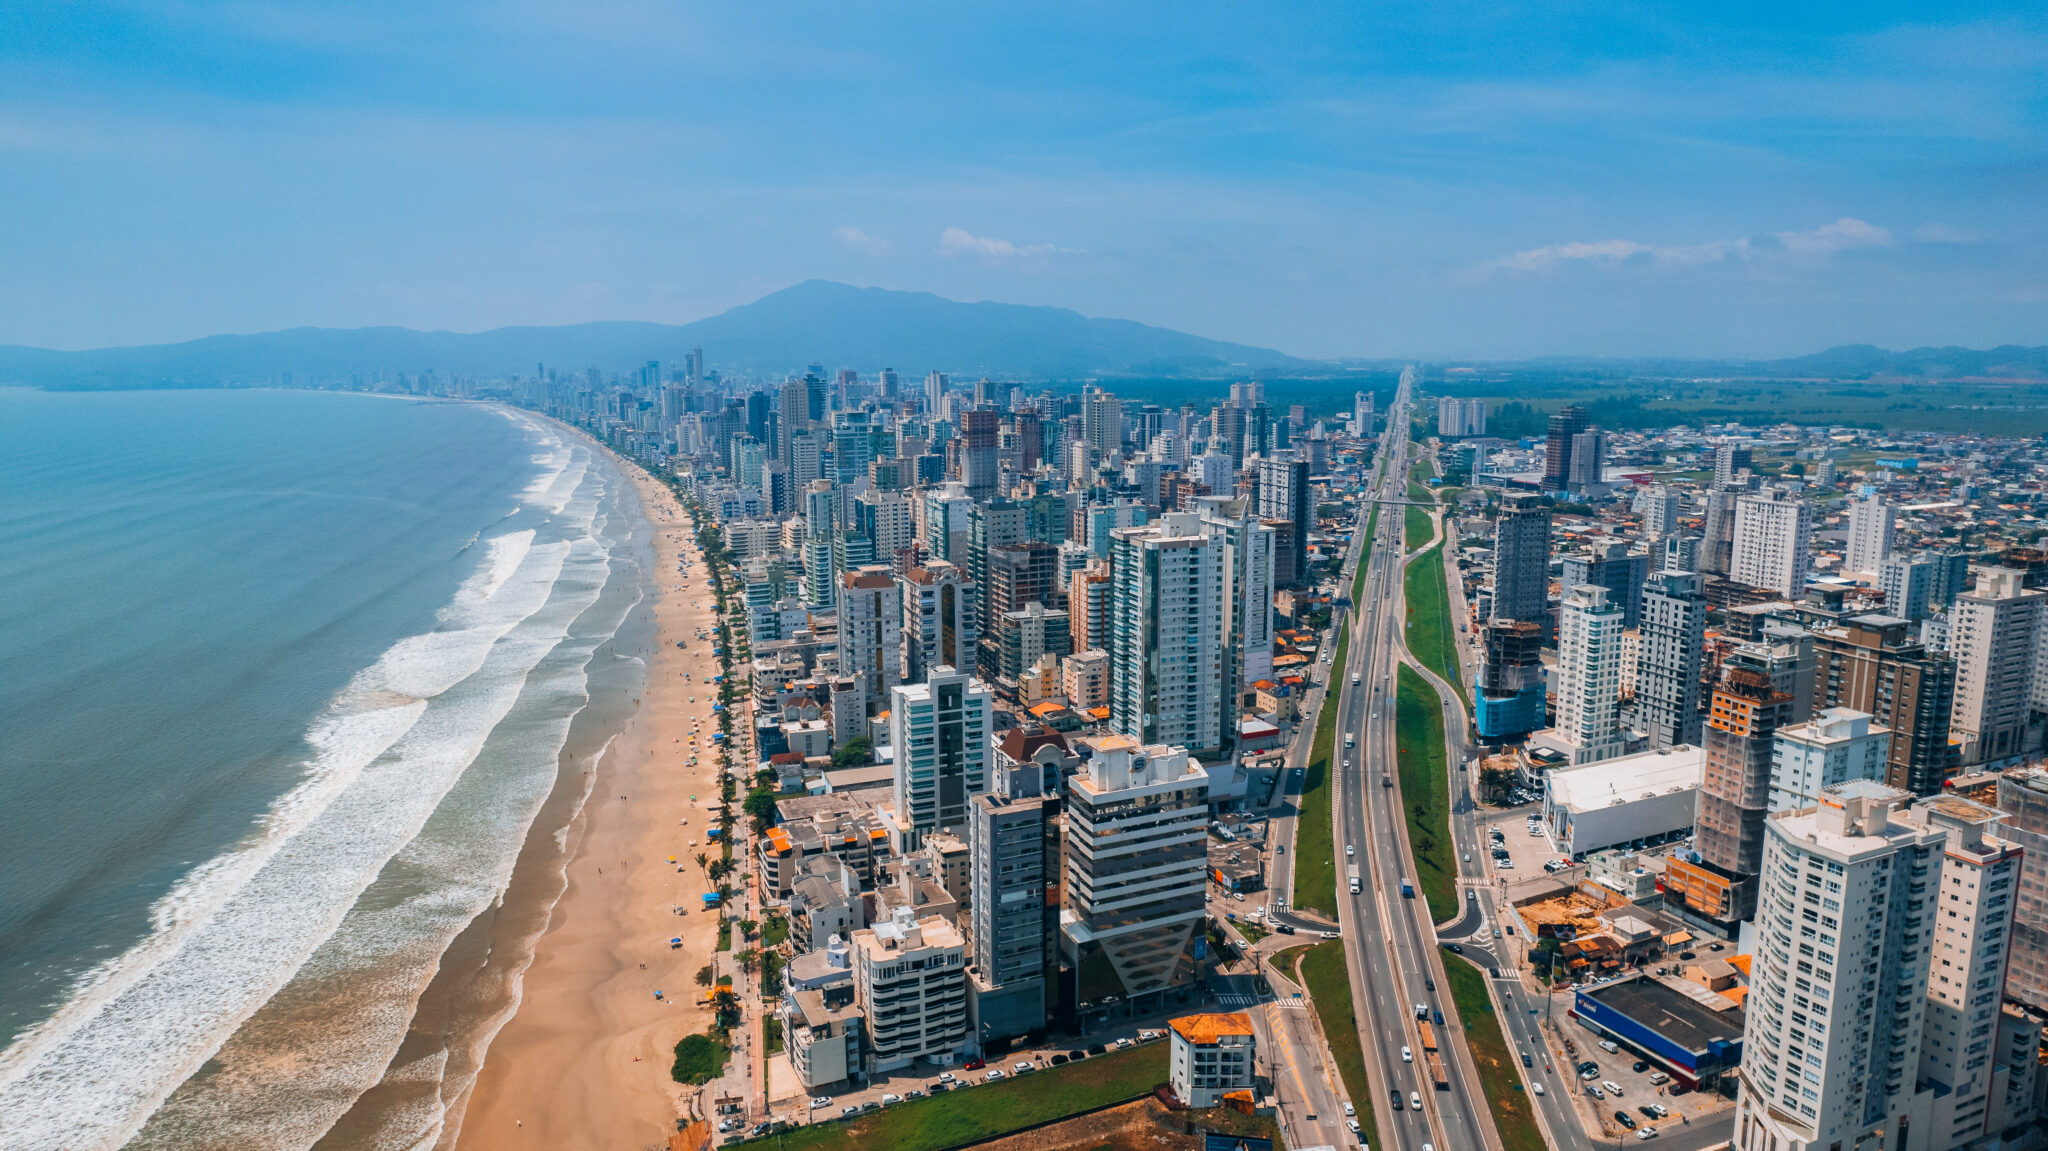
0, 281, 2038, 390
0, 280, 1310, 389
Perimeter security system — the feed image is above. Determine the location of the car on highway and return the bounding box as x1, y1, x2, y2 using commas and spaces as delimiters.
1345, 844, 1354, 857
1410, 1092, 1422, 1111
1389, 1089, 1403, 1110
1401, 1046, 1413, 1062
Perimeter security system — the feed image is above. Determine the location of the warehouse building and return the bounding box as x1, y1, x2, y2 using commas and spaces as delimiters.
1542, 744, 1703, 857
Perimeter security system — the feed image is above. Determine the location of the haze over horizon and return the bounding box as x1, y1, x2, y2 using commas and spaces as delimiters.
3, 3, 2044, 360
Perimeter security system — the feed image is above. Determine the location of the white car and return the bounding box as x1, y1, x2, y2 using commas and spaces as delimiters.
1401, 1046, 1413, 1062
881, 1093, 902, 1104
1638, 1129, 1659, 1140
1411, 1092, 1423, 1111
937, 1071, 956, 1082
1342, 1102, 1355, 1117
809, 1097, 830, 1109
985, 1070, 1006, 1081
1346, 844, 1355, 857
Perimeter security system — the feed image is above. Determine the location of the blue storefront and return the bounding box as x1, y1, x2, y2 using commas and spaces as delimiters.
1573, 976, 1744, 1088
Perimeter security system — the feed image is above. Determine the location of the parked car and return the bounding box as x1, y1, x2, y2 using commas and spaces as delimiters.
1603, 1080, 1624, 1096
1343, 1102, 1355, 1117
1013, 1061, 1036, 1074
881, 1094, 902, 1104
1050, 1054, 1068, 1065
965, 1058, 986, 1070
1614, 1110, 1637, 1129
1087, 1044, 1107, 1056
985, 1070, 1006, 1081
809, 1097, 830, 1109
1637, 1127, 1659, 1140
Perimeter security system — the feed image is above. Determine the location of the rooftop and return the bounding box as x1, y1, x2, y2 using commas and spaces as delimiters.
1169, 1012, 1255, 1045
1581, 975, 1745, 1055
1547, 745, 1704, 813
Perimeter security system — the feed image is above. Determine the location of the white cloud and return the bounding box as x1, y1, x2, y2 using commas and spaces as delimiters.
938, 226, 1061, 261
1487, 217, 1892, 275
833, 226, 891, 254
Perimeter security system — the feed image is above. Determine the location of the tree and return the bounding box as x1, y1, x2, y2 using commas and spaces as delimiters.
695, 852, 710, 877
737, 918, 758, 941
735, 947, 759, 975
696, 964, 715, 987
831, 736, 874, 767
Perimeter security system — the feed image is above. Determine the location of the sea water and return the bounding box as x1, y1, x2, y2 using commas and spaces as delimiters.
0, 387, 653, 1150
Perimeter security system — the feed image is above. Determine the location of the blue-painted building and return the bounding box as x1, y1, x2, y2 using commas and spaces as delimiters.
1475, 681, 1546, 740
1573, 975, 1744, 1088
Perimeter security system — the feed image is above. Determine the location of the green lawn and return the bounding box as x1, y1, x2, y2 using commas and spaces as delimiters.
1443, 956, 1548, 1151
1405, 474, 1436, 551
1292, 623, 1348, 917
1395, 666, 1457, 921
1299, 940, 1382, 1150
1403, 542, 1470, 711
731, 1043, 1168, 1151
1236, 921, 1270, 945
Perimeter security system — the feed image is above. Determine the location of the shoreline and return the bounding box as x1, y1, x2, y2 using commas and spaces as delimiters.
448, 436, 730, 1150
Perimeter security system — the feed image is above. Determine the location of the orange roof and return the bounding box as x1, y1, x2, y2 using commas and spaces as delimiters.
1170, 1012, 1255, 1045
1729, 953, 1753, 976
1086, 706, 1111, 720
765, 828, 792, 852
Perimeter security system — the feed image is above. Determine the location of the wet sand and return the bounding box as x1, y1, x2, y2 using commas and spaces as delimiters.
453, 460, 730, 1150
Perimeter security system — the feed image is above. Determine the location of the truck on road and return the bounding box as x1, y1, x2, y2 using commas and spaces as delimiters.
1344, 732, 1355, 749
1400, 880, 1415, 899
1347, 864, 1362, 894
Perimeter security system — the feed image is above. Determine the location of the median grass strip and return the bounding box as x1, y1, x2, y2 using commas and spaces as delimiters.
1292, 623, 1348, 917
1395, 665, 1457, 920
1403, 541, 1470, 711
1299, 940, 1382, 1151
733, 1043, 1168, 1151
1443, 956, 1548, 1151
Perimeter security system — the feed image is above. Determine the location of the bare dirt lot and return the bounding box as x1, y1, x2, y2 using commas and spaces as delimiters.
971, 1096, 1280, 1151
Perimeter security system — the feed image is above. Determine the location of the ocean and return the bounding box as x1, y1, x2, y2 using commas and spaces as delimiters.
0, 387, 655, 1150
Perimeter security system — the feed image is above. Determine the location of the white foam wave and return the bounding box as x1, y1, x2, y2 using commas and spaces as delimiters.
0, 529, 575, 1150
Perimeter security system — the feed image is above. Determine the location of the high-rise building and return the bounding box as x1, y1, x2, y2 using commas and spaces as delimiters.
1767, 708, 1890, 812
1730, 489, 1812, 599
1690, 653, 1798, 926
960, 408, 1002, 498
967, 499, 1028, 633
1350, 391, 1373, 437
1927, 548, 1973, 611
889, 667, 993, 837
1195, 496, 1278, 708
1636, 569, 1708, 750
1636, 484, 1684, 544
1948, 568, 2042, 765
853, 488, 916, 563
1879, 554, 1935, 621
1845, 495, 1896, 573
1061, 736, 1211, 1007
1491, 494, 1553, 627
1109, 512, 1226, 752
995, 601, 1071, 687
1994, 768, 2048, 1012
1084, 390, 1123, 459
1475, 620, 1546, 740
1713, 444, 1753, 488
965, 775, 1058, 1048
1252, 454, 1311, 587
1733, 785, 2015, 1151
1083, 498, 1150, 559
1543, 403, 1589, 491
852, 908, 968, 1073
924, 370, 948, 416
1567, 427, 1607, 491
1554, 584, 1628, 765
1068, 560, 1113, 653
1700, 488, 1738, 575
1810, 614, 1958, 795
839, 566, 902, 710
801, 480, 840, 610
900, 562, 980, 685
1562, 539, 1651, 629
922, 482, 974, 564
1437, 397, 1487, 437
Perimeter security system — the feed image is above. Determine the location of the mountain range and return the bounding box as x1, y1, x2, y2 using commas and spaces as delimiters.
0, 279, 2041, 389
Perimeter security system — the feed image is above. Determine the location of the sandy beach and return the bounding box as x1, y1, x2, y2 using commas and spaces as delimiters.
454, 456, 732, 1151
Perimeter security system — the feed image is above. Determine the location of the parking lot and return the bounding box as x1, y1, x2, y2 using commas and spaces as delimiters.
1474, 805, 1567, 880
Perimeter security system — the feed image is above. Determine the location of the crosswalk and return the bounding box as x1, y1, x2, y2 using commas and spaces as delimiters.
1216, 992, 1308, 1011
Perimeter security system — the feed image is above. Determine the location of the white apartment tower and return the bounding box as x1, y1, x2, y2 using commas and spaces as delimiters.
1731, 488, 1813, 600
1436, 397, 1487, 437
1061, 736, 1212, 1005
889, 667, 992, 837
1949, 568, 2043, 765
1768, 707, 1891, 812
1109, 512, 1226, 753
851, 908, 968, 1072
1555, 584, 1629, 765
1195, 496, 1277, 706
1846, 495, 1897, 574
1637, 569, 1708, 750
1734, 785, 2019, 1151
838, 566, 902, 711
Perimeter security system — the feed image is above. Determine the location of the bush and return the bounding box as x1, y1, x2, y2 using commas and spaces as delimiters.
672, 1033, 729, 1085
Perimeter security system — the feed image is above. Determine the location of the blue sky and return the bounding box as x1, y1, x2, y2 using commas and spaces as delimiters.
1, 2, 2043, 358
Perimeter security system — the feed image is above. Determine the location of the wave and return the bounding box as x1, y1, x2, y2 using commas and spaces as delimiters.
0, 453, 601, 1149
